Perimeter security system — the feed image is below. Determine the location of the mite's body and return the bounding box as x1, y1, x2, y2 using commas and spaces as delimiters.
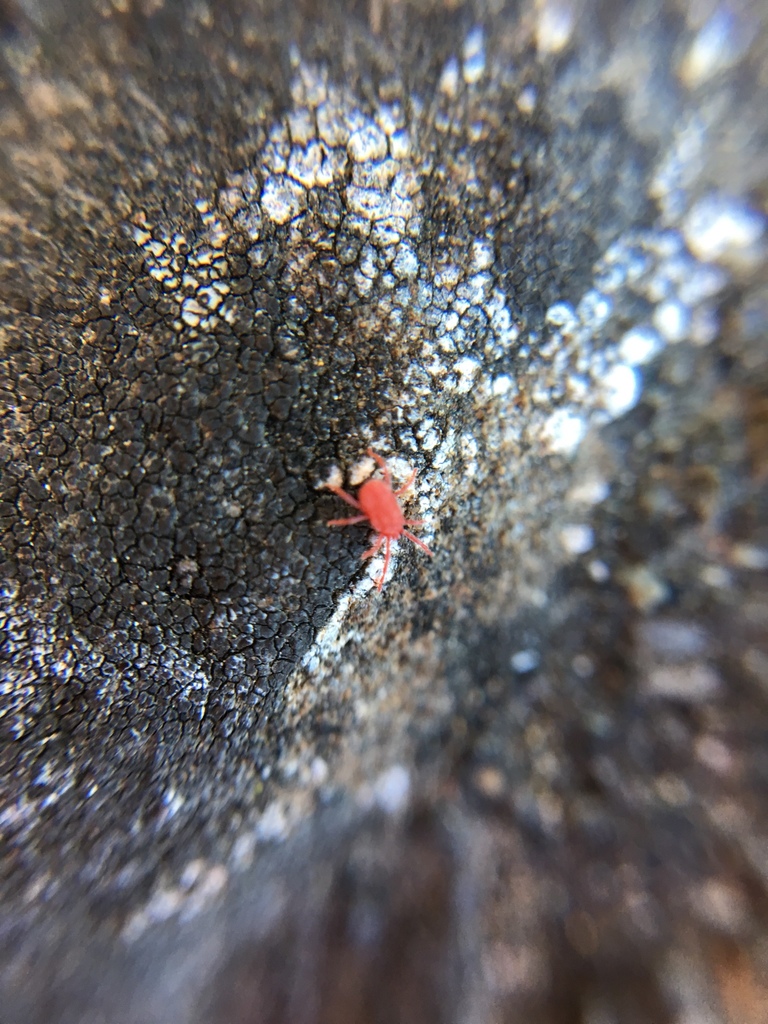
327, 449, 433, 591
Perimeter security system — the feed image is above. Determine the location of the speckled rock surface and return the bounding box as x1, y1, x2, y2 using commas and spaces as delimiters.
1, 1, 767, 1021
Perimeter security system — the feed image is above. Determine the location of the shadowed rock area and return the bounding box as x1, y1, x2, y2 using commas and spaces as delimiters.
1, 0, 767, 1021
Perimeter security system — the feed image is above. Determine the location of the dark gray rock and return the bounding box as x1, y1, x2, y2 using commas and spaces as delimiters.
1, 0, 767, 1021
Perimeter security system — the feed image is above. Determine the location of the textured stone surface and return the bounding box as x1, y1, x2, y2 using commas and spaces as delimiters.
1, 0, 767, 1021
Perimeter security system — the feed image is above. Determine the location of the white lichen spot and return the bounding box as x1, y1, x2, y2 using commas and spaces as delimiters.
618, 325, 665, 366
639, 619, 709, 660
462, 27, 486, 84
198, 285, 224, 311
599, 364, 641, 418
644, 663, 722, 702
180, 297, 204, 328
577, 290, 613, 329
517, 84, 538, 114
433, 263, 462, 290
470, 240, 494, 271
292, 60, 328, 107
588, 559, 610, 583
511, 649, 540, 674
364, 547, 390, 587
545, 301, 578, 333
377, 102, 403, 137
559, 524, 595, 556
460, 432, 480, 479
261, 175, 306, 224
568, 475, 610, 505
159, 787, 185, 822
420, 428, 441, 452
543, 408, 587, 455
683, 194, 765, 268
287, 108, 314, 145
653, 299, 691, 343
680, 10, 751, 88
488, 292, 520, 349
392, 242, 419, 280
348, 454, 376, 487
287, 141, 334, 189
700, 564, 732, 590
373, 764, 411, 815
439, 56, 461, 98
310, 756, 329, 785
535, 0, 575, 55
454, 355, 481, 393
317, 465, 344, 491
491, 374, 513, 397
315, 101, 348, 147
348, 123, 388, 163
731, 544, 768, 571
256, 801, 290, 841
695, 738, 735, 779
390, 129, 410, 160
301, 590, 358, 675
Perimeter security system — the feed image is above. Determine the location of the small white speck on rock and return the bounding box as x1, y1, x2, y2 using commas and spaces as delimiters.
731, 544, 768, 571
618, 326, 665, 367
545, 301, 578, 332
568, 475, 610, 505
517, 84, 538, 114
371, 765, 411, 815
543, 408, 587, 455
510, 649, 540, 674
317, 466, 344, 490
643, 663, 722, 702
257, 801, 290, 841
588, 559, 610, 583
638, 619, 709, 661
439, 56, 460, 97
462, 26, 486, 84
348, 454, 376, 487
683, 194, 765, 268
680, 10, 751, 87
559, 524, 594, 556
599, 364, 641, 418
309, 757, 329, 785
536, 1, 575, 55
653, 299, 691, 343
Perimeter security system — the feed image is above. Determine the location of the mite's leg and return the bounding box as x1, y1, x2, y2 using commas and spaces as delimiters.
361, 534, 385, 560
375, 537, 392, 591
403, 530, 433, 557
328, 514, 368, 527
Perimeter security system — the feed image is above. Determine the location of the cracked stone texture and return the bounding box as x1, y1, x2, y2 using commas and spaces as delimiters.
1, 0, 767, 1022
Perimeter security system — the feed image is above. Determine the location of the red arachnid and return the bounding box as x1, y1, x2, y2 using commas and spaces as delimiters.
327, 448, 434, 591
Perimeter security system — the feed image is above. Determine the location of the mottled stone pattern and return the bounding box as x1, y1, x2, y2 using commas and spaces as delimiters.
1, 0, 767, 1021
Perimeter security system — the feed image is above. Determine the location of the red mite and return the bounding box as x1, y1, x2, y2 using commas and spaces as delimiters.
327, 448, 434, 591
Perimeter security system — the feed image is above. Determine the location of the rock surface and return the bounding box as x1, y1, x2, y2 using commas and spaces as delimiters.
1, 1, 767, 1021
